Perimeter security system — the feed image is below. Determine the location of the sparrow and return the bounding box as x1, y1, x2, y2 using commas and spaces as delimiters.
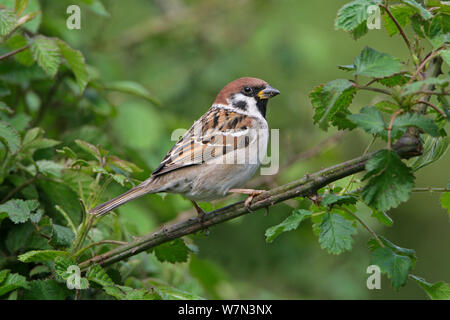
89, 77, 280, 219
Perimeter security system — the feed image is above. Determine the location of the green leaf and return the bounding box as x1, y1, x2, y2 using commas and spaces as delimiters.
411, 275, 450, 300
411, 135, 448, 171
153, 284, 205, 300
318, 212, 356, 255
441, 49, 450, 66
321, 194, 358, 207
441, 192, 450, 214
354, 46, 403, 78
383, 4, 416, 36
393, 113, 440, 137
402, 0, 434, 20
377, 74, 409, 87
74, 139, 99, 159
152, 238, 191, 263
402, 77, 449, 96
86, 264, 115, 287
362, 150, 415, 211
15, 0, 29, 15
55, 39, 89, 92
18, 250, 69, 263
373, 100, 400, 113
23, 280, 72, 300
371, 209, 393, 226
348, 106, 386, 135
54, 256, 77, 280
49, 224, 75, 247
0, 272, 29, 297
370, 247, 413, 289
335, 0, 381, 32
106, 156, 143, 173
7, 34, 33, 66
265, 209, 311, 243
0, 8, 17, 37
105, 81, 159, 105
0, 199, 39, 224
27, 160, 64, 178
310, 79, 356, 131
0, 120, 21, 154
30, 36, 61, 77
103, 285, 154, 300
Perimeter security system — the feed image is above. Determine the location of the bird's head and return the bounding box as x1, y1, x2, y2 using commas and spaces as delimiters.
214, 77, 280, 118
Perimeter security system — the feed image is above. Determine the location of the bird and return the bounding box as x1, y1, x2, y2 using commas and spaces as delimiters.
89, 77, 280, 219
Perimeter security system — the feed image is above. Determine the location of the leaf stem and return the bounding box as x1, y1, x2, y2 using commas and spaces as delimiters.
408, 46, 446, 84
387, 110, 403, 150
353, 84, 391, 96
413, 100, 446, 118
0, 45, 29, 61
380, 4, 413, 57
343, 207, 384, 248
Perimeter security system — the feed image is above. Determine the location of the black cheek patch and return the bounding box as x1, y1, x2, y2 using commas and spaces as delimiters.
234, 100, 247, 110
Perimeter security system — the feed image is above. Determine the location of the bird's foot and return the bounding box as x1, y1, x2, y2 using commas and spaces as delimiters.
229, 188, 265, 212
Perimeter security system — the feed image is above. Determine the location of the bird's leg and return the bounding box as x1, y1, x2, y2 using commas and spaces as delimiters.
228, 188, 265, 211
191, 200, 206, 222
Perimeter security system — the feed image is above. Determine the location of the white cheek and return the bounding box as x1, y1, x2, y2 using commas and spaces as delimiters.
226, 93, 261, 118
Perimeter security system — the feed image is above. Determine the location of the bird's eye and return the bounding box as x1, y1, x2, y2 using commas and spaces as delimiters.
243, 86, 252, 94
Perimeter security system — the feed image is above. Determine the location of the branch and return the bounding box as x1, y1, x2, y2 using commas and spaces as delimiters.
380, 4, 412, 56
78, 134, 422, 270
0, 45, 29, 61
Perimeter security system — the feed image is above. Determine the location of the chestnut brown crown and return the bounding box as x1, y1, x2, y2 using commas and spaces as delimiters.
214, 77, 272, 105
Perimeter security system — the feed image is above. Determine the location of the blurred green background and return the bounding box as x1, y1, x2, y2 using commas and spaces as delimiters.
37, 0, 449, 299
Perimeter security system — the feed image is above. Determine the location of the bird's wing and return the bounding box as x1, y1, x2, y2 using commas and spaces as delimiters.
151, 107, 258, 177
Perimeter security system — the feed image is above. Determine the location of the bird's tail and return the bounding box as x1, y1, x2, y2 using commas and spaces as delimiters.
89, 183, 152, 217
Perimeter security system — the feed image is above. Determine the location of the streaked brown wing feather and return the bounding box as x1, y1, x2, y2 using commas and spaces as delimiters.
152, 107, 253, 177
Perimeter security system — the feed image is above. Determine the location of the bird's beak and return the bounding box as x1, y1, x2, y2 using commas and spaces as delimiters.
257, 85, 280, 99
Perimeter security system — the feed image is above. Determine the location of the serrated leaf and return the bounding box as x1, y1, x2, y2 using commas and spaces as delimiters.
265, 209, 311, 243
30, 36, 61, 77
55, 39, 89, 92
152, 238, 191, 263
362, 150, 415, 211
310, 79, 356, 131
0, 199, 38, 224
54, 256, 77, 280
335, 0, 381, 32
18, 250, 69, 263
402, 0, 434, 20
23, 279, 72, 300
393, 113, 440, 137
86, 264, 115, 287
354, 46, 402, 78
105, 81, 159, 105
370, 247, 412, 289
411, 275, 450, 300
0, 272, 29, 297
29, 265, 50, 277
348, 106, 386, 135
411, 135, 448, 170
318, 212, 356, 255
0, 8, 17, 37
0, 120, 21, 154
